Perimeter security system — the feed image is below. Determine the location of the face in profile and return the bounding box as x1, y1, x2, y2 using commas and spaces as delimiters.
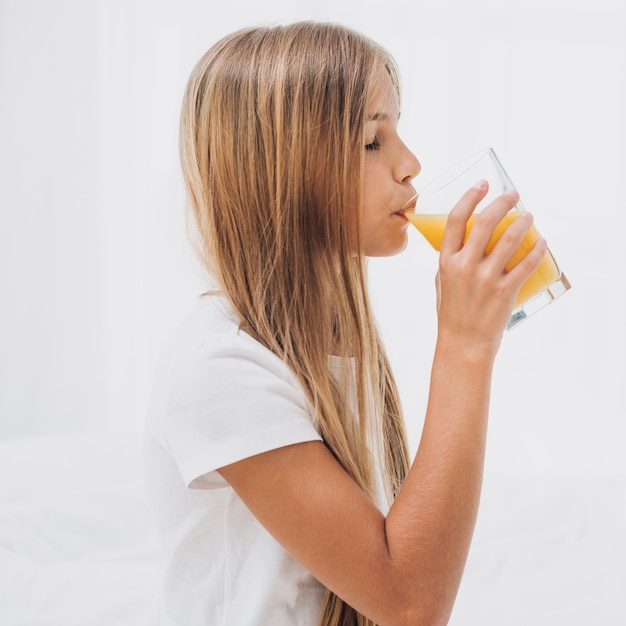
360, 66, 420, 257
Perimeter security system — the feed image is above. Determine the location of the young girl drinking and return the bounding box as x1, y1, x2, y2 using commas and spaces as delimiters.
143, 21, 546, 626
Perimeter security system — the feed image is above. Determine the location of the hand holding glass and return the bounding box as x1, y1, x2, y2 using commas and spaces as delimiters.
404, 148, 570, 330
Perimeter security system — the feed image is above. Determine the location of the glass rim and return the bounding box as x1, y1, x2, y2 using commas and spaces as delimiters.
416, 147, 498, 200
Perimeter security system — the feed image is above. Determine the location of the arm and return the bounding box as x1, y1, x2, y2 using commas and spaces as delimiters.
219, 184, 546, 626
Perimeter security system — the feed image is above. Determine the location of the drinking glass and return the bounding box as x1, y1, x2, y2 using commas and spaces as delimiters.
404, 148, 570, 330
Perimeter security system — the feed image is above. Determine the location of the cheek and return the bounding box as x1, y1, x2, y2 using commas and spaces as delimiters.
361, 179, 381, 225
360, 203, 379, 240
361, 165, 387, 214
361, 201, 410, 257
360, 214, 384, 253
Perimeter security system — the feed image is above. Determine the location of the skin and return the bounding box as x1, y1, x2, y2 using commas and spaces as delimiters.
219, 68, 548, 626
361, 67, 421, 257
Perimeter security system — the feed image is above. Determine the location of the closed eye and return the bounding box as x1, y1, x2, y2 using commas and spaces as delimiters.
365, 137, 380, 151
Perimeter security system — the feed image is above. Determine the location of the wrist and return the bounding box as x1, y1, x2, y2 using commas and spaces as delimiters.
434, 325, 501, 368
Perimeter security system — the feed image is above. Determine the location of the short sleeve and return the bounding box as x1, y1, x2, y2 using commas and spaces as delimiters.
160, 329, 322, 490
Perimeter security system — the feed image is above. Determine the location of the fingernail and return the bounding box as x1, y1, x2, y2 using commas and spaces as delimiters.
472, 179, 487, 190
508, 189, 520, 201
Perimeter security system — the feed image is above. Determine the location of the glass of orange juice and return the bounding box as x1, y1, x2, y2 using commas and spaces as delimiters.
404, 148, 570, 330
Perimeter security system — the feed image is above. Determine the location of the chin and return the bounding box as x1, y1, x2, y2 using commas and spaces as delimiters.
364, 236, 408, 258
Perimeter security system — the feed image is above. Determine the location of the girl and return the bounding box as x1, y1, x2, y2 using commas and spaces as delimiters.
143, 21, 546, 626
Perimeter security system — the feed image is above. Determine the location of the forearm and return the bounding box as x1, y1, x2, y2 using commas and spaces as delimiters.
384, 335, 495, 624
217, 337, 496, 626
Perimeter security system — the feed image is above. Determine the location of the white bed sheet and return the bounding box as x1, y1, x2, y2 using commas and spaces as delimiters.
0, 432, 623, 625
0, 433, 164, 626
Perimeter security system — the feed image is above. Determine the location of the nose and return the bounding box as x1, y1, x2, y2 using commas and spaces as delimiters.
397, 142, 421, 183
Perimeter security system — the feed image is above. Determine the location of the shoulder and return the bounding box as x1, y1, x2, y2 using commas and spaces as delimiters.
157, 294, 303, 397
147, 294, 321, 488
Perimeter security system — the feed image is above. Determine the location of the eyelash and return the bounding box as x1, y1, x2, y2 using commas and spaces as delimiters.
365, 137, 381, 151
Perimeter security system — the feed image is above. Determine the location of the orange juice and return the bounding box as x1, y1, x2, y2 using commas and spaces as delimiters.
405, 211, 560, 307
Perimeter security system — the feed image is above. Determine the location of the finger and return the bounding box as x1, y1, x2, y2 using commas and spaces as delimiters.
461, 190, 520, 260
506, 235, 548, 288
440, 180, 489, 254
487, 210, 535, 270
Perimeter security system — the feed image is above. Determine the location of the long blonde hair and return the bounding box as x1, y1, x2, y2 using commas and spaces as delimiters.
179, 22, 410, 626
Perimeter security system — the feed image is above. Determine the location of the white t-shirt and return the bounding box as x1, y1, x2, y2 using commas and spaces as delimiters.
143, 295, 326, 625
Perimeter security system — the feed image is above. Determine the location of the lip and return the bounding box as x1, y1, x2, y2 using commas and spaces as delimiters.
393, 201, 416, 217
392, 210, 410, 224
397, 194, 417, 213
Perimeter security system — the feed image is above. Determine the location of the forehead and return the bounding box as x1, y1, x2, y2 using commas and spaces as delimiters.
365, 66, 399, 120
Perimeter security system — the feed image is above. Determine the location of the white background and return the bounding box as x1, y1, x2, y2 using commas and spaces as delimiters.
1, 0, 624, 477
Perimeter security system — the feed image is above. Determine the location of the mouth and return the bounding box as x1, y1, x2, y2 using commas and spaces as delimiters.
392, 209, 411, 225
393, 201, 416, 218
398, 193, 418, 214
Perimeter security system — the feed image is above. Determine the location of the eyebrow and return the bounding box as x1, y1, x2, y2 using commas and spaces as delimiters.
367, 112, 388, 122
366, 111, 401, 122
